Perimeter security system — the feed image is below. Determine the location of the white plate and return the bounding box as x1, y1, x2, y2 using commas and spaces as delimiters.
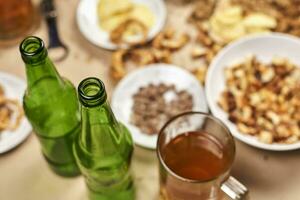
112, 64, 208, 149
0, 72, 31, 153
206, 33, 300, 151
77, 0, 167, 50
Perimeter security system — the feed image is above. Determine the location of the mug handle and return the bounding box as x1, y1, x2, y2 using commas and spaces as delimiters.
221, 176, 249, 200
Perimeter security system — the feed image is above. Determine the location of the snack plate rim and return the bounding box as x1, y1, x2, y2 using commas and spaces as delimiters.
76, 0, 167, 50
0, 72, 32, 154
206, 33, 300, 151
112, 64, 209, 149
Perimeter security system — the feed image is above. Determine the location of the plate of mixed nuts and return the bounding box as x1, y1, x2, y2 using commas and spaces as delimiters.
112, 64, 208, 149
206, 33, 300, 151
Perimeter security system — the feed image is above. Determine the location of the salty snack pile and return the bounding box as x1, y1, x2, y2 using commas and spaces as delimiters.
111, 28, 190, 80
188, 0, 300, 84
208, 5, 277, 44
218, 56, 300, 144
233, 0, 300, 37
0, 84, 23, 133
189, 1, 277, 45
97, 0, 155, 44
109, 0, 300, 85
131, 83, 193, 135
191, 0, 300, 45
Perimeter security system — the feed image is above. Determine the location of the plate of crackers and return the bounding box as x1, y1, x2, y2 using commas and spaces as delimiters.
77, 0, 166, 50
206, 33, 300, 151
0, 72, 31, 153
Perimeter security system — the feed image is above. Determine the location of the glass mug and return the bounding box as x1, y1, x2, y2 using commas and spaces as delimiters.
0, 0, 37, 43
157, 112, 248, 200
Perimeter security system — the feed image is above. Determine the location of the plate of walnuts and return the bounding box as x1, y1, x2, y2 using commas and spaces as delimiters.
112, 64, 208, 149
206, 33, 300, 151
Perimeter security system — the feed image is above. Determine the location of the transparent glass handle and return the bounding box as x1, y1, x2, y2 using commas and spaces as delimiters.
221, 176, 249, 200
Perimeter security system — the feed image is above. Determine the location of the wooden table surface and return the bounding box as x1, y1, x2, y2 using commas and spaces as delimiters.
1, 0, 300, 200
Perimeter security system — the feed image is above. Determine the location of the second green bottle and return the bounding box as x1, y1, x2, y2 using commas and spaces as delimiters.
73, 77, 135, 200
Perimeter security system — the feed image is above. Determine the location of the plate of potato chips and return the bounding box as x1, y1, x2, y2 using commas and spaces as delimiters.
77, 0, 166, 50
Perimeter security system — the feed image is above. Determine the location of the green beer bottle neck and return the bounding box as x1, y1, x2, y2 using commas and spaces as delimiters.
78, 77, 120, 153
81, 102, 118, 125
20, 36, 63, 88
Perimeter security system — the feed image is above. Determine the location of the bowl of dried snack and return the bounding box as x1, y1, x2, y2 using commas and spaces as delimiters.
0, 72, 31, 153
77, 0, 166, 50
112, 64, 208, 149
206, 33, 300, 151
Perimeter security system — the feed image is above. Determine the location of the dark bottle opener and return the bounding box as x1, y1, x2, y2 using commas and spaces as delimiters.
41, 0, 69, 62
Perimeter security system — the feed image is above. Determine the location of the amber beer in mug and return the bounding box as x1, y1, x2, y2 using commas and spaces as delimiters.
157, 112, 236, 200
0, 0, 37, 43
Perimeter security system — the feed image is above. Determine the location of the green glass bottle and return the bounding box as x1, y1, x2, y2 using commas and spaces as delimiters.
74, 77, 135, 200
20, 36, 80, 177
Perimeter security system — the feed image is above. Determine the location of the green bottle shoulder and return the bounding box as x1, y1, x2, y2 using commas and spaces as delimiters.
73, 123, 134, 168
23, 77, 77, 104
23, 76, 80, 138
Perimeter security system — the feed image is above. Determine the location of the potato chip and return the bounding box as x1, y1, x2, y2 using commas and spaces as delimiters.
100, 12, 130, 32
208, 5, 276, 44
97, 0, 132, 20
244, 13, 277, 29
97, 0, 155, 40
214, 6, 243, 26
130, 4, 155, 28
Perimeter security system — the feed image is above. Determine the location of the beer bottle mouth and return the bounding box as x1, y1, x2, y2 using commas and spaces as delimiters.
20, 36, 47, 64
78, 77, 107, 107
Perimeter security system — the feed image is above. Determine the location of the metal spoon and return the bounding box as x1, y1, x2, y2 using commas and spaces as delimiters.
41, 0, 69, 62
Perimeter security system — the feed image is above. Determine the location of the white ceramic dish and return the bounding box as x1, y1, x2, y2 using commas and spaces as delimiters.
77, 0, 166, 50
206, 33, 300, 151
0, 72, 31, 153
112, 64, 208, 149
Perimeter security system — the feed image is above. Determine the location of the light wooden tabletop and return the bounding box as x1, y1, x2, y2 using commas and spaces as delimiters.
0, 0, 300, 200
